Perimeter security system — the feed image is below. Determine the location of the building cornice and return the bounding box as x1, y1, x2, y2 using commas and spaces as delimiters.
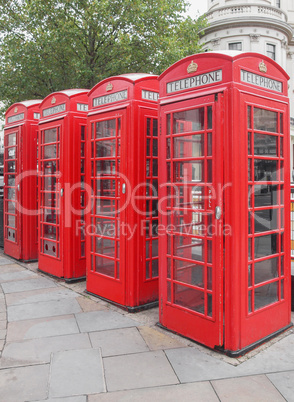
201, 17, 293, 42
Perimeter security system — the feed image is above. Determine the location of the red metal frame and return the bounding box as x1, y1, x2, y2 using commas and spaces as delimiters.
4, 100, 41, 261
86, 74, 159, 310
38, 90, 88, 280
158, 52, 291, 355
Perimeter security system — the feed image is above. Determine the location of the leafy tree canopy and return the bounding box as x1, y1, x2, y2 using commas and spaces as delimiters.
0, 0, 206, 114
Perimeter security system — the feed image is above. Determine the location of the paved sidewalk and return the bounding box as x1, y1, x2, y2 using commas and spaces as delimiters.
0, 253, 293, 401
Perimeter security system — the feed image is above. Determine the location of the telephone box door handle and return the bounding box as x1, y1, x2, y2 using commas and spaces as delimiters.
122, 183, 126, 194
60, 188, 64, 197
17, 184, 20, 191
215, 206, 221, 220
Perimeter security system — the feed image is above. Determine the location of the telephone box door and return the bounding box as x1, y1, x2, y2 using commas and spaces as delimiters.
4, 126, 22, 259
160, 94, 224, 348
87, 109, 127, 304
236, 94, 290, 349
39, 120, 64, 276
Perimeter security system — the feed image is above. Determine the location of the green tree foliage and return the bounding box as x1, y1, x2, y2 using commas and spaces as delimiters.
0, 0, 206, 112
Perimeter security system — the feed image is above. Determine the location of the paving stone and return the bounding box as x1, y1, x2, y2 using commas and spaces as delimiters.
0, 333, 91, 368
0, 329, 6, 340
267, 370, 294, 402
103, 350, 179, 392
138, 326, 186, 351
5, 286, 78, 306
75, 310, 139, 333
165, 347, 238, 382
0, 312, 7, 321
76, 295, 107, 312
49, 349, 105, 398
90, 327, 149, 356
0, 301, 6, 313
34, 397, 87, 402
7, 298, 82, 321
235, 333, 294, 376
89, 381, 219, 402
0, 264, 25, 273
6, 315, 80, 342
0, 320, 6, 330
211, 374, 286, 401
0, 270, 37, 282
2, 277, 56, 294
0, 364, 49, 402
0, 258, 15, 266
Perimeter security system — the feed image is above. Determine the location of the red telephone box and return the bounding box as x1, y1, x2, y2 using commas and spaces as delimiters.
38, 89, 88, 280
4, 100, 41, 261
158, 52, 291, 356
86, 74, 159, 311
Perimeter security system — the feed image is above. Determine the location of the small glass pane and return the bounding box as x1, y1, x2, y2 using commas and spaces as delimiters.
7, 133, 16, 146
173, 135, 204, 158
207, 266, 212, 290
254, 133, 277, 156
254, 160, 277, 181
7, 215, 16, 228
248, 265, 252, 287
174, 236, 203, 262
247, 106, 251, 129
254, 108, 278, 132
207, 133, 212, 156
96, 139, 116, 158
173, 108, 205, 134
207, 240, 212, 264
167, 114, 171, 135
254, 209, 278, 232
95, 255, 115, 277
174, 259, 204, 288
153, 139, 158, 156
207, 106, 212, 130
153, 119, 158, 137
280, 114, 283, 133
44, 128, 57, 143
207, 160, 212, 183
146, 118, 151, 137
254, 282, 278, 310
248, 290, 252, 313
146, 261, 150, 279
174, 161, 203, 183
248, 132, 251, 155
152, 239, 158, 257
248, 238, 252, 260
7, 147, 16, 159
44, 144, 57, 159
254, 257, 278, 284
43, 224, 57, 240
8, 161, 16, 172
247, 159, 252, 182
254, 185, 278, 207
281, 279, 284, 299
207, 293, 212, 317
254, 234, 278, 258
96, 119, 116, 138
174, 283, 205, 314
152, 259, 159, 277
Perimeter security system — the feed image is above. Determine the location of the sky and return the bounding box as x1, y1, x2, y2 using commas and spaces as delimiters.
186, 1, 208, 18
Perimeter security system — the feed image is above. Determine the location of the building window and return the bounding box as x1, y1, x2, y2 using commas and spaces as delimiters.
276, 0, 281, 8
266, 44, 276, 60
228, 42, 242, 51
